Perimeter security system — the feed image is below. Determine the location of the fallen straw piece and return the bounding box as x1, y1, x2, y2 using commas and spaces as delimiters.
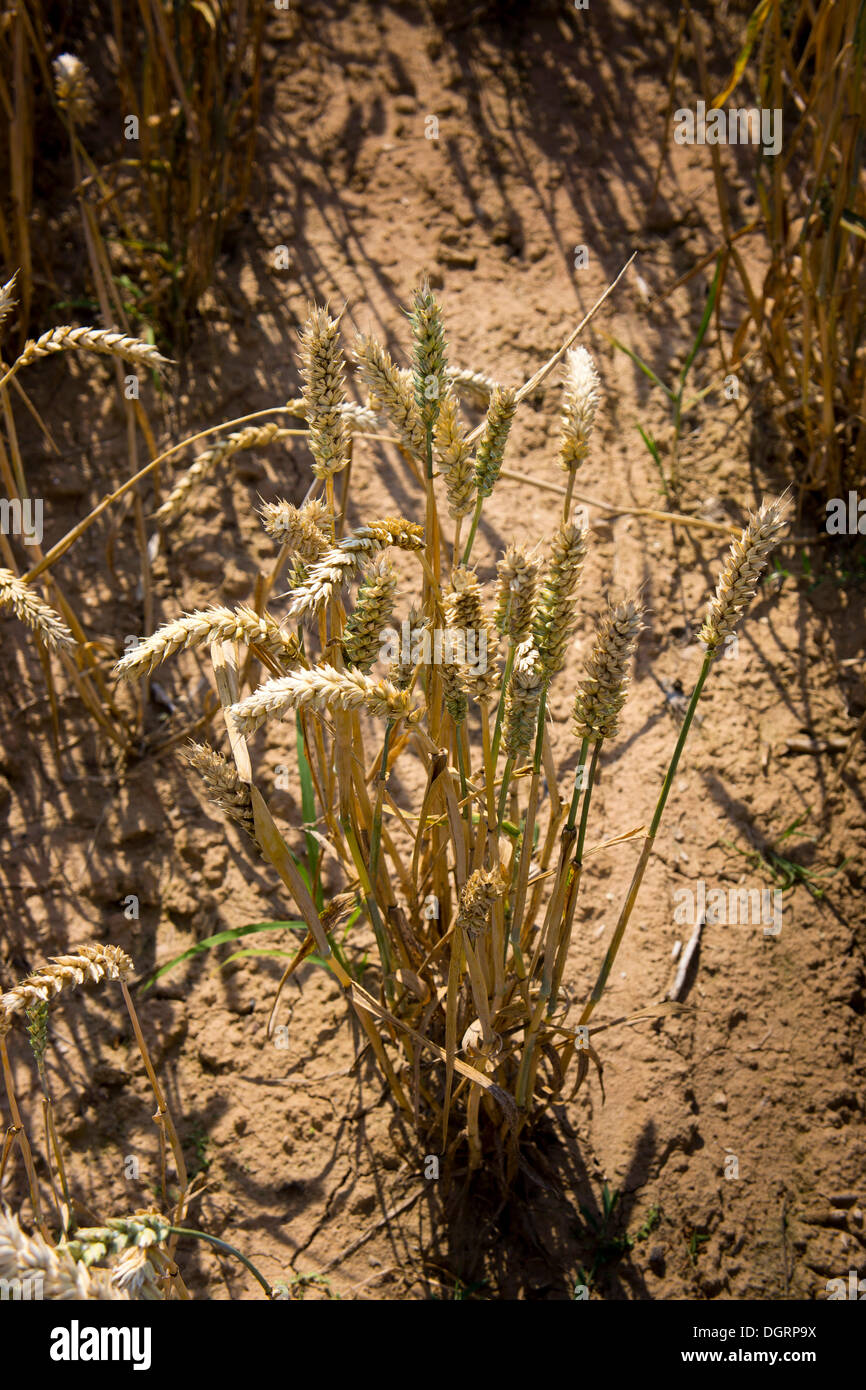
667, 915, 704, 1002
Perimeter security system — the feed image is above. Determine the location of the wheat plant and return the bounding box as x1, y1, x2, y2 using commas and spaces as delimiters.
110, 282, 791, 1183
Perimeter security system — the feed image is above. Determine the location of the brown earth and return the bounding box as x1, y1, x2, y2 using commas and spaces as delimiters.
1, 0, 864, 1300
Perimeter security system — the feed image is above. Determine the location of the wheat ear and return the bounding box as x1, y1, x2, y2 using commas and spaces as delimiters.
411, 278, 448, 431
0, 569, 75, 652
445, 365, 498, 407
114, 605, 303, 681
60, 1212, 172, 1267
494, 544, 541, 646
16, 326, 170, 372
474, 385, 517, 498
441, 656, 468, 724
559, 345, 601, 472
286, 396, 388, 436
0, 1209, 130, 1300
289, 518, 423, 619
155, 423, 292, 523
435, 386, 476, 519
389, 606, 430, 690
343, 558, 398, 671
572, 596, 644, 742
444, 565, 485, 631
354, 334, 427, 459
503, 640, 543, 758
53, 53, 96, 125
111, 1245, 172, 1299
185, 742, 257, 840
461, 623, 500, 704
259, 499, 331, 560
1, 944, 133, 1019
456, 868, 506, 941
532, 521, 589, 682
0, 272, 18, 331
699, 494, 792, 656
230, 665, 419, 735
300, 305, 350, 480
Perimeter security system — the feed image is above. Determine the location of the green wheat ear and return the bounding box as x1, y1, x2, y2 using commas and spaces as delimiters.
25, 1000, 49, 1081
410, 277, 448, 432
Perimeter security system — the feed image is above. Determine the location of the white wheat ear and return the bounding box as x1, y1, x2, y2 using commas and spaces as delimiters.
0, 1210, 129, 1300
0, 272, 18, 332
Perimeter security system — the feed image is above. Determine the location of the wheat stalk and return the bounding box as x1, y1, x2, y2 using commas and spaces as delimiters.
1, 944, 133, 1019
230, 665, 419, 735
0, 569, 75, 652
114, 605, 303, 681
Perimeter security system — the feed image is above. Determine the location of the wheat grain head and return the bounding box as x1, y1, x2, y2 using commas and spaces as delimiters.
0, 569, 75, 652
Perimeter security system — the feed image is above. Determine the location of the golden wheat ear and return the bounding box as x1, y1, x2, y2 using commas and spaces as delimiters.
494, 544, 541, 646
1, 944, 132, 1019
573, 596, 645, 743
699, 492, 792, 657
299, 305, 350, 481
229, 664, 419, 735
113, 605, 302, 681
0, 569, 75, 653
